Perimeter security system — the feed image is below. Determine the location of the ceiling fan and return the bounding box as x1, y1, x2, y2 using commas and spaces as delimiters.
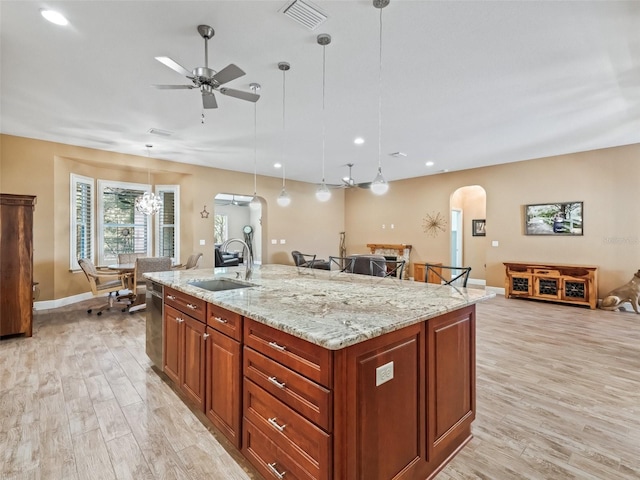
153, 25, 260, 109
340, 163, 371, 189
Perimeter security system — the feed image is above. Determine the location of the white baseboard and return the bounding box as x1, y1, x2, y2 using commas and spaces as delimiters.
34, 292, 94, 311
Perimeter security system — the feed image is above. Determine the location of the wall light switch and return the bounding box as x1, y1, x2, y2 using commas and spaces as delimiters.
271, 239, 277, 245
375, 361, 394, 387
280, 239, 286, 244
492, 240, 499, 247
199, 239, 206, 246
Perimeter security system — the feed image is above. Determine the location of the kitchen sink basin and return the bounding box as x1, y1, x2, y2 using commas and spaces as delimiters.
188, 279, 252, 292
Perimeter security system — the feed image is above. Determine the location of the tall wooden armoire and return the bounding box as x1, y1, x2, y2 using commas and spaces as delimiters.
0, 194, 36, 338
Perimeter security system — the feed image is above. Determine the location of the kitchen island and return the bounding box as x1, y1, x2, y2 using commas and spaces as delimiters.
145, 264, 494, 480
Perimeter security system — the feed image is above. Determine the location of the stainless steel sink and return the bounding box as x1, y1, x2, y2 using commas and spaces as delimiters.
188, 279, 252, 292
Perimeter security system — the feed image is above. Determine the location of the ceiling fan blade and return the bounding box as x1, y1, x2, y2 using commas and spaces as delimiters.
155, 56, 193, 78
219, 87, 260, 102
152, 85, 196, 89
357, 182, 372, 189
212, 64, 245, 85
202, 92, 218, 109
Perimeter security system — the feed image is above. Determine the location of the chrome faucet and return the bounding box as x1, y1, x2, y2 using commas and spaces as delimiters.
221, 238, 253, 279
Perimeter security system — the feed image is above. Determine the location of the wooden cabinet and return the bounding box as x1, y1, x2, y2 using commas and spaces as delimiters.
205, 326, 242, 448
163, 288, 206, 410
0, 194, 36, 338
159, 287, 477, 480
504, 262, 598, 309
243, 318, 332, 480
413, 262, 443, 284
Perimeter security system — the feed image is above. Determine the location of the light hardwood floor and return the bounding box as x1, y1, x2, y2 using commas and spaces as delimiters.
1, 295, 639, 479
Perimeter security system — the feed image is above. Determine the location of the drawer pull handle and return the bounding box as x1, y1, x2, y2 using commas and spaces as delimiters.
267, 463, 286, 479
268, 417, 286, 432
187, 303, 198, 310
166, 294, 176, 300
268, 376, 286, 389
203, 333, 210, 340
214, 316, 228, 324
176, 317, 184, 323
268, 341, 287, 352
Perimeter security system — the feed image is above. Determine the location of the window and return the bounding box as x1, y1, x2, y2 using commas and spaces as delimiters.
70, 174, 94, 270
214, 214, 228, 245
97, 180, 151, 266
155, 185, 180, 262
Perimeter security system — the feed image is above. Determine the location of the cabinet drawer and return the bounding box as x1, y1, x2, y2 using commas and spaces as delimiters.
243, 419, 318, 480
244, 348, 332, 432
165, 287, 206, 322
533, 268, 560, 277
244, 379, 330, 480
244, 319, 333, 388
207, 303, 243, 341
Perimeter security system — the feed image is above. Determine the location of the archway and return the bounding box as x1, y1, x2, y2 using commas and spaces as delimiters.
450, 185, 487, 285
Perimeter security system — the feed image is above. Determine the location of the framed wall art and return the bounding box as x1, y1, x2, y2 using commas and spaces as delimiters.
524, 201, 583, 236
472, 219, 486, 236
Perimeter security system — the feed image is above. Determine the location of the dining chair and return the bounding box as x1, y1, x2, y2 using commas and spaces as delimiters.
425, 264, 472, 287
117, 252, 146, 264
127, 257, 173, 313
173, 252, 203, 270
328, 255, 356, 273
78, 258, 131, 315
291, 250, 330, 270
349, 254, 386, 276
370, 258, 406, 278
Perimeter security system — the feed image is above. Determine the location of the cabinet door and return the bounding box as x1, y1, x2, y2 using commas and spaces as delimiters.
205, 327, 242, 448
163, 305, 182, 385
181, 315, 206, 410
534, 276, 561, 299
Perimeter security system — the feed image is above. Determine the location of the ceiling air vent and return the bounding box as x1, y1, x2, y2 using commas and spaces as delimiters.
147, 128, 172, 137
281, 0, 327, 30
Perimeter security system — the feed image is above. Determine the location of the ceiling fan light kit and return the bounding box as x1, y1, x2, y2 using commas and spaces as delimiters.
315, 33, 332, 202
153, 24, 260, 111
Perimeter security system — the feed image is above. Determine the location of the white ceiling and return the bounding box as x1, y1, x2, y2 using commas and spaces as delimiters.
2, 1, 640, 186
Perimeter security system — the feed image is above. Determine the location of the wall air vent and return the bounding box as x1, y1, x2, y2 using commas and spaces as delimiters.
281, 0, 327, 30
147, 128, 172, 137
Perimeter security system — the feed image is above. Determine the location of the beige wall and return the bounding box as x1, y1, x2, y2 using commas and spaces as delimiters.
3, 133, 640, 301
346, 144, 640, 296
0, 134, 345, 301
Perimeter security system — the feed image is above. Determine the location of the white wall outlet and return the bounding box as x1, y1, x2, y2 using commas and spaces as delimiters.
375, 361, 394, 387
382, 224, 386, 229
391, 223, 395, 229
199, 239, 206, 246
271, 239, 277, 245
280, 239, 286, 244
492, 240, 499, 247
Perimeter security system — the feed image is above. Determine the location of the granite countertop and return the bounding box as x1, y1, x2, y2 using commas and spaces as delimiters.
145, 264, 495, 350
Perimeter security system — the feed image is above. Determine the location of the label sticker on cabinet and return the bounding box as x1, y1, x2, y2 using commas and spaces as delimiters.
375, 361, 394, 386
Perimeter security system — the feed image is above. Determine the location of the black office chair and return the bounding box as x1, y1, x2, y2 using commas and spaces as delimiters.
328, 256, 356, 273
370, 258, 406, 279
426, 264, 472, 287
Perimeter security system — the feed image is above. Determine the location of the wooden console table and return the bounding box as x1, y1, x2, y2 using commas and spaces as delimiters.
504, 262, 598, 309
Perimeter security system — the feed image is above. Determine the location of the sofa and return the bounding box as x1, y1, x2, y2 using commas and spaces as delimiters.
215, 247, 240, 267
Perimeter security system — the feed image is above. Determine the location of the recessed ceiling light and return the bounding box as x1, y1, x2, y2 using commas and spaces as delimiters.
354, 137, 365, 145
274, 162, 282, 169
425, 161, 434, 167
40, 9, 69, 26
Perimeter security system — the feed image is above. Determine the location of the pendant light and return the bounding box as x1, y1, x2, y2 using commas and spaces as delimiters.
135, 144, 163, 215
315, 33, 332, 202
370, 0, 390, 196
249, 83, 261, 211
277, 62, 292, 207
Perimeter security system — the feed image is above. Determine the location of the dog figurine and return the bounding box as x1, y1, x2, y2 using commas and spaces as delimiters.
600, 269, 640, 313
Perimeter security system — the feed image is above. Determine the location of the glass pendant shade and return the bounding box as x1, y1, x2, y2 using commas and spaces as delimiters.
315, 182, 331, 202
370, 167, 389, 195
249, 195, 261, 210
135, 191, 162, 215
277, 188, 291, 207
